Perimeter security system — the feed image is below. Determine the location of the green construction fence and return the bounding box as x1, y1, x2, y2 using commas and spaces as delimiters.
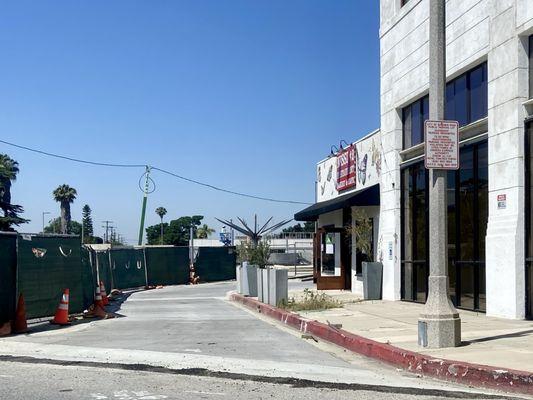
17, 234, 85, 319
1, 234, 237, 321
0, 233, 17, 323
108, 248, 146, 289
195, 246, 237, 282
144, 246, 189, 286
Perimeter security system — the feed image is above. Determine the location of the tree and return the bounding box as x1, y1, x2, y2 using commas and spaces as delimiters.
146, 215, 203, 246
196, 224, 214, 239
282, 221, 315, 234
0, 154, 28, 231
82, 204, 94, 241
44, 217, 82, 235
52, 184, 77, 234
237, 240, 271, 268
155, 207, 167, 245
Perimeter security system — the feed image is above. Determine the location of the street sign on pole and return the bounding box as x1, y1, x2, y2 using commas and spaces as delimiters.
424, 120, 459, 170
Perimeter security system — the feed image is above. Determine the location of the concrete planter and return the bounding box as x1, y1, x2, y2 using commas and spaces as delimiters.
268, 268, 288, 307
362, 262, 383, 300
257, 267, 270, 304
239, 262, 258, 297
236, 263, 243, 294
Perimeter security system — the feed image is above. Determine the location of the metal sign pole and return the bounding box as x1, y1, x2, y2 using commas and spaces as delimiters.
418, 0, 461, 348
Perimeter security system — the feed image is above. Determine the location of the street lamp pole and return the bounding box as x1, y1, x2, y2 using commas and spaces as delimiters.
42, 211, 50, 234
418, 0, 461, 348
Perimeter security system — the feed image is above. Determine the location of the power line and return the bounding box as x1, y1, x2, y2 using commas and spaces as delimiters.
151, 167, 311, 205
0, 138, 312, 205
0, 138, 146, 168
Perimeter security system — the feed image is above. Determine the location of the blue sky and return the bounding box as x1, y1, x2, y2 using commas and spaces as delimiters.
0, 0, 380, 243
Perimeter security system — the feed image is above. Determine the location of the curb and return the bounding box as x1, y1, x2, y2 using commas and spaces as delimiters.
229, 292, 533, 395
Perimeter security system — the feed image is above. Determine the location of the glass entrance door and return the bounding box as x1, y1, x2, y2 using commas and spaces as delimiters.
316, 227, 347, 290
401, 140, 488, 311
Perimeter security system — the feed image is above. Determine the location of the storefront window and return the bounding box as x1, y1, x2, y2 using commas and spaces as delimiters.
402, 96, 429, 149
526, 122, 533, 319
401, 140, 488, 310
445, 63, 487, 126
529, 35, 533, 99
401, 163, 428, 302
321, 232, 341, 276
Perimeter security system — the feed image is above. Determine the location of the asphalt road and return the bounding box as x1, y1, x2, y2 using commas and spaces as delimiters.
0, 360, 516, 400
0, 281, 516, 399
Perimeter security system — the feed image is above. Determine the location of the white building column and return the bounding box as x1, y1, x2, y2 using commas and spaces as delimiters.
485, 7, 529, 319
379, 108, 402, 301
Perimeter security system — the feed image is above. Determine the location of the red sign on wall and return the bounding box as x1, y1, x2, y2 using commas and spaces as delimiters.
337, 144, 356, 191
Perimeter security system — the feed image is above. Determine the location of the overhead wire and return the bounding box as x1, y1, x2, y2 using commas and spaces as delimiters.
0, 138, 312, 205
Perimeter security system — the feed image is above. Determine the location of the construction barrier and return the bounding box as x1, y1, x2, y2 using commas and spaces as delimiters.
195, 246, 237, 282
0, 232, 236, 322
144, 246, 189, 286
0, 233, 17, 323
109, 248, 146, 289
17, 234, 84, 319
81, 247, 96, 311
95, 250, 113, 295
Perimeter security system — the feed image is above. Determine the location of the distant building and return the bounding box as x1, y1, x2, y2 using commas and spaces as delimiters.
296, 0, 533, 320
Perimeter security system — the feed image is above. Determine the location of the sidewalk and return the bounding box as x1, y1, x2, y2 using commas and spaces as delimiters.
293, 291, 533, 373
231, 285, 533, 394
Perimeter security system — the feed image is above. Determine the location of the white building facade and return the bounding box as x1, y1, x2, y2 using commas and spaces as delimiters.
296, 0, 533, 320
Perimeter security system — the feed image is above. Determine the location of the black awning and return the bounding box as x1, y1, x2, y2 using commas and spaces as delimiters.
294, 185, 380, 222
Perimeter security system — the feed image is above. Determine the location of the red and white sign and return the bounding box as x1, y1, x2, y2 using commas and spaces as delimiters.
336, 144, 356, 191
497, 194, 507, 209
424, 120, 459, 170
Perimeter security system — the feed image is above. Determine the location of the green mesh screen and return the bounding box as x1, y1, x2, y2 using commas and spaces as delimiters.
195, 246, 236, 282
81, 247, 96, 310
0, 233, 17, 323
109, 248, 146, 289
95, 250, 113, 294
17, 235, 84, 319
144, 246, 189, 286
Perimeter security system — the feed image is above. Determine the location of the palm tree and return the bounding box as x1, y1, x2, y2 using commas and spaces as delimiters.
155, 207, 167, 244
196, 224, 215, 239
53, 184, 77, 234
0, 154, 19, 207
0, 154, 28, 231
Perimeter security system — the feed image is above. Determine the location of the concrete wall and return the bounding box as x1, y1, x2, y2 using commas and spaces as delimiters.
380, 0, 533, 318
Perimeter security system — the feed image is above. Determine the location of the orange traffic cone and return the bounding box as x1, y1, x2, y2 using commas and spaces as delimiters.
94, 285, 104, 309
100, 281, 109, 306
51, 289, 70, 325
93, 304, 108, 319
0, 321, 11, 336
12, 293, 28, 333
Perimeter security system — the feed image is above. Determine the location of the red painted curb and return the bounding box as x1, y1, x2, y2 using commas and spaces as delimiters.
230, 292, 533, 395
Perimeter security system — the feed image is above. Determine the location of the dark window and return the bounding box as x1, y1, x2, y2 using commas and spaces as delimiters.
526, 122, 533, 318
445, 63, 488, 127
470, 64, 488, 122
529, 35, 533, 99
402, 95, 429, 149
400, 163, 429, 302
401, 140, 488, 311
401, 0, 411, 6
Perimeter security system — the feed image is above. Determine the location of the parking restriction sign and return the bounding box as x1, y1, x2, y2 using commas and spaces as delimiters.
424, 120, 459, 170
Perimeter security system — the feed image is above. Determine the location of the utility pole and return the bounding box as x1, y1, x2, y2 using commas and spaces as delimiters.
102, 220, 113, 244
189, 225, 195, 266
138, 166, 152, 246
418, 0, 461, 348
